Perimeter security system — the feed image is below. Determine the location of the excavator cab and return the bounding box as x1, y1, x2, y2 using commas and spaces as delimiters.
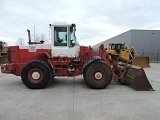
50, 23, 80, 57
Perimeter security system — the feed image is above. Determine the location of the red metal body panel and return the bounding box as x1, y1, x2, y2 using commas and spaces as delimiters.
19, 49, 50, 62
2, 46, 51, 76
1, 44, 126, 80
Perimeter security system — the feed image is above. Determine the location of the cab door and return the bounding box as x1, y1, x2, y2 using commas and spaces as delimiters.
51, 26, 69, 57
51, 25, 79, 58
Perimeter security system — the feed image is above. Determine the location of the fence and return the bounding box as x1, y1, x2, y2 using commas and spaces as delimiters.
137, 50, 160, 62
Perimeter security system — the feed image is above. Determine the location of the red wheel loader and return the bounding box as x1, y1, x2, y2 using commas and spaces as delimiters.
1, 23, 153, 90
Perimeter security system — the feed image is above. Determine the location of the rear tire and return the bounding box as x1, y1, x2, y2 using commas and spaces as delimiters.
85, 61, 112, 89
83, 65, 89, 81
21, 60, 52, 89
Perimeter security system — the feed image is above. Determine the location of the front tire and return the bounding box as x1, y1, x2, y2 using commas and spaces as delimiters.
85, 61, 112, 89
21, 60, 52, 89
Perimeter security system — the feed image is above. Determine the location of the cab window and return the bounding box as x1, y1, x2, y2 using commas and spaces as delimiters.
54, 27, 67, 46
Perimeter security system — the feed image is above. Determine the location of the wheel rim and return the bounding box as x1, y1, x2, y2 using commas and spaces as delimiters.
95, 72, 103, 79
91, 69, 106, 83
28, 68, 43, 83
32, 72, 40, 80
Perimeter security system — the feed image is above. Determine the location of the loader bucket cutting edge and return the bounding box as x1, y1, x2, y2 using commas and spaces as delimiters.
132, 57, 150, 68
122, 65, 154, 91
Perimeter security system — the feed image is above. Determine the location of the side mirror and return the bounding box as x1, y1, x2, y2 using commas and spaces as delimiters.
70, 40, 76, 47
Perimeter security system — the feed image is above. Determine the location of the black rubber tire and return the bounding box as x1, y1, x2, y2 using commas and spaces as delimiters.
21, 60, 52, 89
48, 66, 55, 79
83, 65, 89, 81
85, 61, 112, 89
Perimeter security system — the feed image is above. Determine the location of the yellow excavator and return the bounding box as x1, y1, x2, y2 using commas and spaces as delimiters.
106, 43, 150, 68
0, 41, 8, 65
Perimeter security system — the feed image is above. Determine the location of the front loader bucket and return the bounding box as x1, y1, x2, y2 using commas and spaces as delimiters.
132, 57, 150, 68
123, 65, 154, 91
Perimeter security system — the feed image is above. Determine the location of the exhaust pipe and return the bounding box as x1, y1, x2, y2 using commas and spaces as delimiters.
27, 29, 31, 45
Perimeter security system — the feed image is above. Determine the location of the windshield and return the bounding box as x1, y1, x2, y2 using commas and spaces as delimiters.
70, 26, 79, 47
111, 44, 124, 50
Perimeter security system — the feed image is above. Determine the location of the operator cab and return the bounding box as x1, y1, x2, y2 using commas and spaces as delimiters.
50, 23, 79, 57
110, 43, 125, 54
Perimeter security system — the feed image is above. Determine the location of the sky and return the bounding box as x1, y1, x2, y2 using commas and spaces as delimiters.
0, 0, 160, 46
